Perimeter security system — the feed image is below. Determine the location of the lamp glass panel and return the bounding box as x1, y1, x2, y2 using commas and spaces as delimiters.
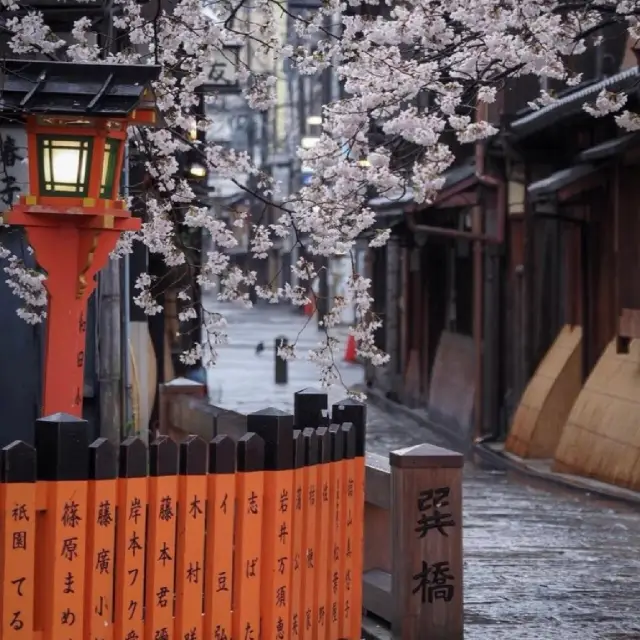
100, 138, 120, 199
38, 136, 92, 196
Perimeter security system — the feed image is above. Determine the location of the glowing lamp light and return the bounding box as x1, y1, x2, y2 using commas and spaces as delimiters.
39, 137, 91, 195
189, 162, 207, 178
301, 136, 320, 149
307, 115, 322, 126
29, 115, 128, 204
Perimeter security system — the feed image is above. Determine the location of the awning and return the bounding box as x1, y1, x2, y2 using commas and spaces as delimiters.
510, 67, 640, 139
578, 133, 640, 162
528, 164, 597, 201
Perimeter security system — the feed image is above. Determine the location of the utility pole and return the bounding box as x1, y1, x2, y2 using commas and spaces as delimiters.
98, 260, 123, 446
316, 12, 333, 329
97, 4, 123, 446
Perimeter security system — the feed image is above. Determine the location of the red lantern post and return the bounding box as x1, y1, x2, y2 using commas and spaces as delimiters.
2, 60, 160, 417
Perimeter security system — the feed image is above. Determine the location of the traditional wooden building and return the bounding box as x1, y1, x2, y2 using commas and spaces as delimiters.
367, 26, 638, 462
502, 44, 640, 492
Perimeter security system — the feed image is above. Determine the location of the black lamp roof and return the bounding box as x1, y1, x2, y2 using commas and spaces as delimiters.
0, 59, 161, 118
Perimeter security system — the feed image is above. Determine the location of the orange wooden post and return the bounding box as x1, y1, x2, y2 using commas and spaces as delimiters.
145, 436, 179, 640
0, 441, 36, 640
34, 414, 90, 640
313, 427, 331, 640
289, 430, 305, 638
204, 435, 237, 640
332, 399, 366, 639
232, 433, 265, 640
175, 436, 208, 640
248, 408, 295, 640
114, 437, 148, 640
328, 425, 345, 639
84, 438, 117, 640
300, 428, 319, 640
339, 424, 357, 638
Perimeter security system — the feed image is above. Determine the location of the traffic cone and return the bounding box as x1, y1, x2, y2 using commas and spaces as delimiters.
344, 334, 357, 363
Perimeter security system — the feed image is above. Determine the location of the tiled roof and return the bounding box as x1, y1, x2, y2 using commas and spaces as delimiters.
510, 67, 640, 139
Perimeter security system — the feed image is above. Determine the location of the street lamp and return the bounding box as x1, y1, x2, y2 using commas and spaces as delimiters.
2, 59, 161, 418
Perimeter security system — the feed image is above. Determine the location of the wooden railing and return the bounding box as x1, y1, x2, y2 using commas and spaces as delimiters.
0, 403, 366, 640
363, 447, 464, 639
160, 379, 465, 640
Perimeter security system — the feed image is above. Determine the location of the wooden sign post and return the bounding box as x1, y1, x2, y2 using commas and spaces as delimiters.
232, 433, 265, 640
389, 443, 464, 640
205, 435, 236, 640
247, 408, 295, 640
145, 436, 178, 640
300, 428, 319, 640
85, 438, 117, 640
313, 427, 331, 639
332, 398, 367, 640
327, 425, 345, 640
290, 430, 306, 638
0, 441, 36, 640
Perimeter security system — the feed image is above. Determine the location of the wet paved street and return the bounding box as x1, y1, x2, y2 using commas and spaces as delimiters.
203, 298, 363, 413
206, 301, 640, 638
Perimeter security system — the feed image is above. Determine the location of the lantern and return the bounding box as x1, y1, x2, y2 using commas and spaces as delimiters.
1, 59, 161, 418
30, 116, 126, 201
0, 59, 159, 215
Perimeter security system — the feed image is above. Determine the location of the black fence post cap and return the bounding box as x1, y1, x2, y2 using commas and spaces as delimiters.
294, 388, 328, 429
89, 438, 117, 480
342, 423, 357, 460
293, 430, 305, 469
247, 407, 294, 470
1, 441, 36, 483
329, 424, 345, 462
302, 428, 319, 466
119, 436, 148, 479
35, 412, 90, 481
150, 436, 179, 477
237, 432, 265, 472
332, 397, 367, 457
179, 434, 208, 475
316, 426, 331, 464
209, 435, 236, 474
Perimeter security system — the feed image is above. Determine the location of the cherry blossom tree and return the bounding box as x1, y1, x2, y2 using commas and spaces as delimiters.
1, 0, 639, 389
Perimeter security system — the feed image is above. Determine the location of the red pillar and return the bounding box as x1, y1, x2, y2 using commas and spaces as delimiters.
6, 207, 139, 417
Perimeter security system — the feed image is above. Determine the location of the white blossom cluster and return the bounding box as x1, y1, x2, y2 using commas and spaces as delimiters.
1, 0, 640, 388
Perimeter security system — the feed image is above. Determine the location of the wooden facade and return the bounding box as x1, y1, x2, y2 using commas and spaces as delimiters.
367, 32, 640, 454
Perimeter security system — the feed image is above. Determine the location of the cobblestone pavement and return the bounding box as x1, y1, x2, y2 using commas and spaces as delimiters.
206, 302, 640, 639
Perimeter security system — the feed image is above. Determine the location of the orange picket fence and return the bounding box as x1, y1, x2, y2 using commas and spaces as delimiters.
0, 396, 366, 640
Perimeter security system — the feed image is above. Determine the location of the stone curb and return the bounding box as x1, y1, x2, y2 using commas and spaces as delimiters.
353, 384, 469, 454
473, 441, 640, 508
